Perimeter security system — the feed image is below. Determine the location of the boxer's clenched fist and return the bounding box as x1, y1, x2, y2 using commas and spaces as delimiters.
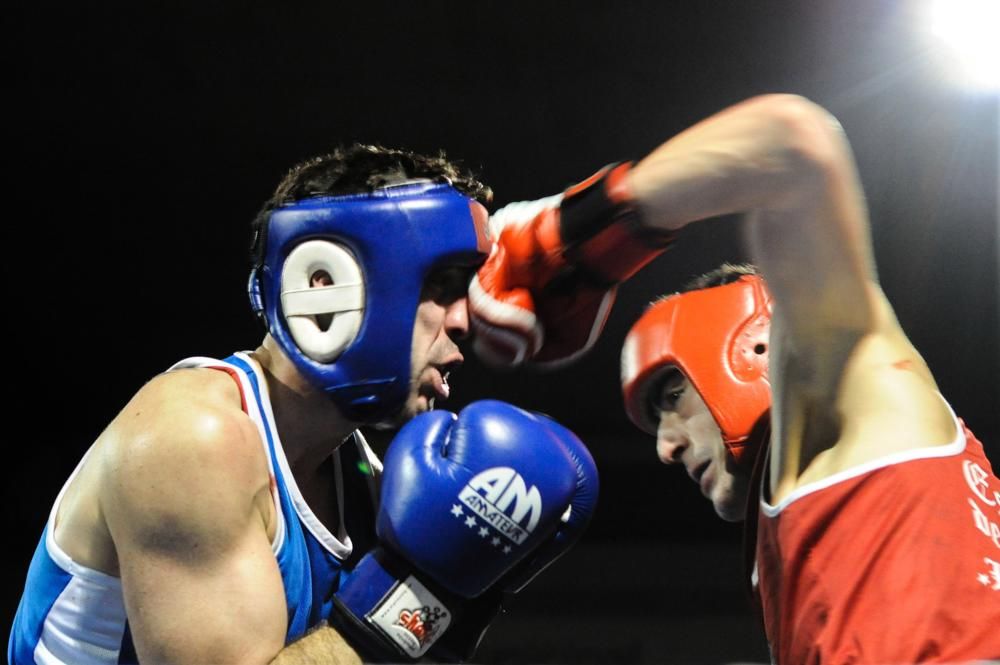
330, 400, 598, 662
470, 163, 675, 367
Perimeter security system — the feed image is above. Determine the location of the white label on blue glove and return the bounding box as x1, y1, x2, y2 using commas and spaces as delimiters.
458, 466, 543, 544
367, 575, 451, 658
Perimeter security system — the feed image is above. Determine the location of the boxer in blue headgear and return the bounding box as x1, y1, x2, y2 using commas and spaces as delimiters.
11, 145, 570, 665
248, 172, 491, 423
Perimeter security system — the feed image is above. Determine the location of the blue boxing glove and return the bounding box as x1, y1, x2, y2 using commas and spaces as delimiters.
331, 400, 599, 662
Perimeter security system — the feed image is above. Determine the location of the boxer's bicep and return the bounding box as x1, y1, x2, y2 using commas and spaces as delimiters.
745, 114, 886, 493
103, 404, 288, 665
740, 97, 878, 353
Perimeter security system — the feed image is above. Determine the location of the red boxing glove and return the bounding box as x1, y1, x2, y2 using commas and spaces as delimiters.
470, 163, 675, 367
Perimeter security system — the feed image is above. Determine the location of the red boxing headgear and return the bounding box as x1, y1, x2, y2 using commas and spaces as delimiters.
620, 275, 772, 462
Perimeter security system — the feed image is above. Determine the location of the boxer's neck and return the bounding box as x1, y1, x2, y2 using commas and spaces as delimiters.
250, 337, 359, 474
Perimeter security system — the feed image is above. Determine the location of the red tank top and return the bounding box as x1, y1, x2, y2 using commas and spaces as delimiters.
756, 419, 1000, 663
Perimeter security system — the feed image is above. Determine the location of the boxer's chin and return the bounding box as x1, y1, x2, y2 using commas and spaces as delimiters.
371, 392, 427, 431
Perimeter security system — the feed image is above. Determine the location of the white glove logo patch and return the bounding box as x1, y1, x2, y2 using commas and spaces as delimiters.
457, 466, 542, 545
367, 575, 450, 658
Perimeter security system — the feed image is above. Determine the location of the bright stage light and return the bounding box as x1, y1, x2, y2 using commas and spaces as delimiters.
924, 0, 1000, 92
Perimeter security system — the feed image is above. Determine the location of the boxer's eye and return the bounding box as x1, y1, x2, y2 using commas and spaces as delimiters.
654, 370, 686, 413
422, 266, 475, 305
659, 388, 684, 410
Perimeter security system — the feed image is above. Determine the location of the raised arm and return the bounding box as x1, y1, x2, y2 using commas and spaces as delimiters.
101, 371, 360, 664
627, 95, 954, 499
471, 95, 878, 373
630, 95, 876, 333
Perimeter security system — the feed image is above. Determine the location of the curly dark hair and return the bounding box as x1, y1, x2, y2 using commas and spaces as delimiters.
643, 263, 760, 312
681, 262, 759, 292
250, 144, 492, 265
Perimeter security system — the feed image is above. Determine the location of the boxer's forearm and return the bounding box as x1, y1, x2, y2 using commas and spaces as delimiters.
627, 94, 846, 232
269, 624, 362, 665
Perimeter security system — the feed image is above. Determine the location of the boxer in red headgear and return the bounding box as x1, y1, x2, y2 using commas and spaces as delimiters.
621, 265, 770, 521
470, 94, 998, 661
574, 96, 1000, 663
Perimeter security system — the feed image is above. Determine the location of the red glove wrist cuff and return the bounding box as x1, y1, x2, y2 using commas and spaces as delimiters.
559, 162, 674, 283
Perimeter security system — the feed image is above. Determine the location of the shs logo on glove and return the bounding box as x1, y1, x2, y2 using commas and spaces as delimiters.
369, 576, 451, 658
456, 466, 542, 545
396, 605, 446, 647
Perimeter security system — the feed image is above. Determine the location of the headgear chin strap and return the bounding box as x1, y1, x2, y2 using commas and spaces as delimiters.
249, 181, 491, 422
620, 275, 772, 463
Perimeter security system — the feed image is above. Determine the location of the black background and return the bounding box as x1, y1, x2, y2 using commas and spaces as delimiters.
6, 2, 998, 662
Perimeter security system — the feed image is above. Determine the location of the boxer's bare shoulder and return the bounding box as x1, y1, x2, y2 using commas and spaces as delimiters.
105, 367, 259, 468
102, 368, 271, 546
54, 367, 272, 577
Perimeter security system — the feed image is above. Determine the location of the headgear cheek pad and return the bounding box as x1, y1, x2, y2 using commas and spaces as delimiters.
248, 181, 491, 422
620, 275, 772, 463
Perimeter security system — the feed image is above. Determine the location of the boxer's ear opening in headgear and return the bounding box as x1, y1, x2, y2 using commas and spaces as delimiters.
279, 240, 364, 363
308, 270, 335, 332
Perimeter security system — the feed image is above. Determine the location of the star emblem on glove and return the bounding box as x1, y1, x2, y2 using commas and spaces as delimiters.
451, 503, 517, 554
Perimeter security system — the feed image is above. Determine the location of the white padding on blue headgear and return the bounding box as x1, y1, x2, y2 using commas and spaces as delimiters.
280, 240, 365, 363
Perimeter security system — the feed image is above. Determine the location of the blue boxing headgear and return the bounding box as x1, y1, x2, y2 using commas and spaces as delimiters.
248, 180, 491, 422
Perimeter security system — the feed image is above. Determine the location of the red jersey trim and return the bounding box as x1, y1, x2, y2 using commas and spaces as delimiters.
761, 396, 965, 516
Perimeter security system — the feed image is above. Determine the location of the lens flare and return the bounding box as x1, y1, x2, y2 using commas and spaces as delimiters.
925, 0, 1000, 92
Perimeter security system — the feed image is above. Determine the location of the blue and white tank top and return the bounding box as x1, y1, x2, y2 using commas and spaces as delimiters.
8, 352, 380, 664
